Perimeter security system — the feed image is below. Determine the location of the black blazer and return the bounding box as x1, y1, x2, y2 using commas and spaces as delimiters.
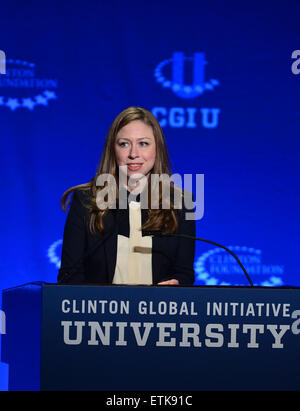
58, 189, 195, 285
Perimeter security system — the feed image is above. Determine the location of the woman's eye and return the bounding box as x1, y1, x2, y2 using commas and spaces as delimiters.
117, 140, 149, 147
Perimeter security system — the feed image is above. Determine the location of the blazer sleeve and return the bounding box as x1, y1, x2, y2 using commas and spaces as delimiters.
171, 196, 196, 286
57, 190, 88, 284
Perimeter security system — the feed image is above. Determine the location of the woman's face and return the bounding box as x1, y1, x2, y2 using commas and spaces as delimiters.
114, 120, 156, 179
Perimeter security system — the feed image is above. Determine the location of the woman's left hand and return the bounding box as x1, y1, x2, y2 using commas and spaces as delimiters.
157, 279, 179, 285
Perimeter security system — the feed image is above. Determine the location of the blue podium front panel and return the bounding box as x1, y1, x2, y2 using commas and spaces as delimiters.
1, 283, 42, 391
40, 285, 300, 391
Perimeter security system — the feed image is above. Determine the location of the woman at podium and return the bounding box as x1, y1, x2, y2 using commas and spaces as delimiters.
58, 107, 195, 286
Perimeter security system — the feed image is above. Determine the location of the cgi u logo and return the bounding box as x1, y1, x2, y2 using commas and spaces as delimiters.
154, 52, 219, 99
0, 50, 6, 74
172, 52, 207, 98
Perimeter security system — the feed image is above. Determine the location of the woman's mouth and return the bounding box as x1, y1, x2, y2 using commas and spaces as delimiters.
127, 163, 143, 171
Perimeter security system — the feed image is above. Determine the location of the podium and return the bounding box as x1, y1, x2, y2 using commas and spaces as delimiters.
1, 282, 300, 391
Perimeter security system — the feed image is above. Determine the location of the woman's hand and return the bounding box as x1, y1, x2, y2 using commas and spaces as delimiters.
157, 279, 179, 285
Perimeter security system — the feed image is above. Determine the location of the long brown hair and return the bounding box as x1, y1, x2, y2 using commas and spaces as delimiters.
61, 106, 179, 234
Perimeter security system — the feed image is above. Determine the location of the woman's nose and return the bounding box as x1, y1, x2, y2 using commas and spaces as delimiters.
129, 143, 139, 159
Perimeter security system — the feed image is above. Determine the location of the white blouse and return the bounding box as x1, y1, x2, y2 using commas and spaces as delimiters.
112, 201, 153, 285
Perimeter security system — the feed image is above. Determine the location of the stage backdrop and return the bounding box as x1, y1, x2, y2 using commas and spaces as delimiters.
1, 0, 300, 390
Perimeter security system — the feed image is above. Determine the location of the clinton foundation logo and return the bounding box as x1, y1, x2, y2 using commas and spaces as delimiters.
195, 246, 285, 286
0, 58, 57, 111
152, 52, 220, 129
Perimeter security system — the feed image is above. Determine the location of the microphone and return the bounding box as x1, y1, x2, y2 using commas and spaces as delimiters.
135, 232, 254, 287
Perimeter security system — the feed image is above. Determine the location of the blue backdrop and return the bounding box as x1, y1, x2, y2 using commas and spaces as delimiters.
1, 0, 300, 390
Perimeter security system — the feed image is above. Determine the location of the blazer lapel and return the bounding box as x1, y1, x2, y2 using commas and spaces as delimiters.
151, 236, 162, 284
103, 210, 118, 283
